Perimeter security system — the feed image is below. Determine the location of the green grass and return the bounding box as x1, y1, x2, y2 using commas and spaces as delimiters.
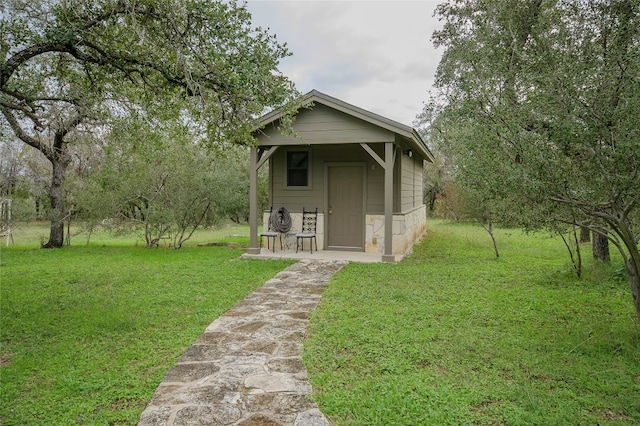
304, 221, 640, 425
0, 226, 292, 425
3, 220, 639, 425
4, 220, 252, 248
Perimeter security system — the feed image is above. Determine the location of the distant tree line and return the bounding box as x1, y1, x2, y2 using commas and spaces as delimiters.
0, 121, 269, 247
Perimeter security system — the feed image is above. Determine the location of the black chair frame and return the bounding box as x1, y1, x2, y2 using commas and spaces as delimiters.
296, 207, 318, 254
260, 207, 282, 252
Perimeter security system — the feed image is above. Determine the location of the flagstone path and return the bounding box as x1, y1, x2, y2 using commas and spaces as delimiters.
138, 259, 347, 426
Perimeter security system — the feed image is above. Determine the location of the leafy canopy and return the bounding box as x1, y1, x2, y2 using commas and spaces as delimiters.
422, 0, 640, 323
1, 0, 297, 247
1, 0, 295, 147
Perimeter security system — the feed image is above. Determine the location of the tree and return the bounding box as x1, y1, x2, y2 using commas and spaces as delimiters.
213, 150, 269, 225
76, 118, 269, 249
416, 105, 454, 214
593, 233, 611, 263
1, 0, 295, 247
424, 0, 640, 324
0, 136, 51, 220
76, 118, 248, 248
0, 137, 22, 197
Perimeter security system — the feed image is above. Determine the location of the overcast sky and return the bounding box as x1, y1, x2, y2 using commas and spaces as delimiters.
245, 0, 444, 127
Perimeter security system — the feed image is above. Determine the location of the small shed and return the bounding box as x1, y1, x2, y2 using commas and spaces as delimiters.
247, 90, 434, 262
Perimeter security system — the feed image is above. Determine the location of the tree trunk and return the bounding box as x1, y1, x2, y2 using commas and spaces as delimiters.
604, 214, 640, 326
489, 222, 499, 258
579, 226, 590, 243
428, 190, 437, 211
623, 241, 640, 326
481, 220, 499, 258
622, 234, 640, 327
631, 269, 640, 327
42, 152, 69, 248
592, 232, 610, 263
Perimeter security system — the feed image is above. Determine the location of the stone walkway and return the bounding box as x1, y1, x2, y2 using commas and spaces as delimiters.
138, 259, 347, 426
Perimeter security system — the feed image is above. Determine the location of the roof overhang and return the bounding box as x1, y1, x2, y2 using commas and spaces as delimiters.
255, 90, 434, 163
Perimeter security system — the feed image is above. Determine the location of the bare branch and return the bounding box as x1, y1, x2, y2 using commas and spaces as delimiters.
1, 88, 77, 106
549, 214, 623, 251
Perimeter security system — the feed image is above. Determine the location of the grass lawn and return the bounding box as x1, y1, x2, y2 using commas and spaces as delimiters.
3, 220, 253, 248
0, 224, 292, 425
304, 221, 640, 425
2, 221, 639, 425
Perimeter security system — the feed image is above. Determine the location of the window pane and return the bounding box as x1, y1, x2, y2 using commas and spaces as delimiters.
287, 169, 308, 186
287, 151, 309, 187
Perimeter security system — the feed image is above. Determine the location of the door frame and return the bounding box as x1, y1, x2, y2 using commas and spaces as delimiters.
324, 162, 367, 251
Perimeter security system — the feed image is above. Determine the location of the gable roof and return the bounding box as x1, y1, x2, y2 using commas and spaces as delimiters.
257, 90, 434, 162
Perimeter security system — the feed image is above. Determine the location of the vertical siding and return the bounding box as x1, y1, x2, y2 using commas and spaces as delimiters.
269, 147, 322, 212
400, 153, 413, 212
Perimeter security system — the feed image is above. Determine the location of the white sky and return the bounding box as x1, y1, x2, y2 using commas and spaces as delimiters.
246, 0, 444, 127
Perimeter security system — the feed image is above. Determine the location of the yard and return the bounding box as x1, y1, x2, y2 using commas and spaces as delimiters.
0, 223, 293, 425
305, 222, 640, 425
1, 220, 639, 425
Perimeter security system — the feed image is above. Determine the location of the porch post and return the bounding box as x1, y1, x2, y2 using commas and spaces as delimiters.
248, 146, 260, 254
383, 142, 395, 262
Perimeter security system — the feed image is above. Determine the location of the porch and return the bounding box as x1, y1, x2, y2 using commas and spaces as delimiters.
241, 247, 404, 263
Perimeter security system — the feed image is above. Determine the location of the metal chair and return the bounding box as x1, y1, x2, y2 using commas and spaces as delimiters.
260, 207, 292, 252
260, 207, 280, 252
296, 207, 318, 253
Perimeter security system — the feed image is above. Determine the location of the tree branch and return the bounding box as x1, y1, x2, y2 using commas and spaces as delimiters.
1, 3, 209, 95
2, 42, 71, 88
69, 40, 205, 96
622, 195, 638, 221
2, 88, 76, 106
0, 97, 45, 129
551, 214, 627, 262
0, 105, 52, 159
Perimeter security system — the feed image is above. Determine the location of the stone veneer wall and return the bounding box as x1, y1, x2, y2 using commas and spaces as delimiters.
365, 205, 427, 255
263, 207, 425, 255
262, 211, 325, 250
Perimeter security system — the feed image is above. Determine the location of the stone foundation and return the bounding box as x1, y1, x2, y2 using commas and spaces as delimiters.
365, 205, 426, 255
262, 206, 426, 256
262, 211, 325, 251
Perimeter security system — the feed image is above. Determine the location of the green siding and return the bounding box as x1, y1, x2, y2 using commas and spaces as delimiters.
399, 143, 425, 213
257, 104, 426, 217
268, 144, 392, 214
258, 104, 395, 146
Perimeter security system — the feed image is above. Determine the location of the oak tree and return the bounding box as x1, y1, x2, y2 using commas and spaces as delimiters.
424, 0, 640, 324
1, 0, 295, 247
